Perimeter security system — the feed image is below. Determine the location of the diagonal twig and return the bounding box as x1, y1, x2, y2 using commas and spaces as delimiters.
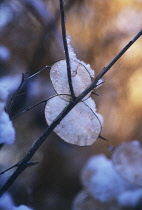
11, 94, 70, 120
7, 66, 51, 115
0, 163, 19, 176
7, 73, 27, 114
0, 161, 40, 176
0, 30, 141, 197
59, 0, 76, 100
27, 65, 51, 80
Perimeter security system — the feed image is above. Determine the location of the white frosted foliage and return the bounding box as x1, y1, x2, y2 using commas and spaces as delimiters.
0, 193, 33, 210
50, 60, 93, 101
15, 205, 34, 210
112, 141, 142, 186
0, 75, 21, 94
81, 155, 131, 202
0, 86, 15, 144
45, 96, 101, 146
117, 189, 142, 207
0, 111, 15, 144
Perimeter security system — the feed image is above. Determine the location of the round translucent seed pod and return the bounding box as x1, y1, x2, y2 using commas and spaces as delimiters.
45, 95, 102, 146
50, 60, 93, 101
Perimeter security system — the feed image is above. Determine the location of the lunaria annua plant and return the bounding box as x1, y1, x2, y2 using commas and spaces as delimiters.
0, 0, 141, 199
45, 37, 103, 146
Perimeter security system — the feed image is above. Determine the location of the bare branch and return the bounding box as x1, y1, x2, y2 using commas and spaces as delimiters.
27, 65, 51, 80
11, 94, 70, 120
27, 161, 40, 167
0, 160, 39, 176
92, 92, 99, 96
7, 73, 27, 114
99, 135, 109, 141
59, 0, 76, 100
0, 163, 19, 176
11, 99, 47, 120
0, 30, 141, 197
7, 66, 51, 115
74, 29, 142, 103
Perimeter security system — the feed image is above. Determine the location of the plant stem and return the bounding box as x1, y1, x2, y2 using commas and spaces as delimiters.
7, 66, 51, 115
0, 29, 141, 197
7, 73, 27, 114
59, 0, 76, 100
27, 65, 51, 80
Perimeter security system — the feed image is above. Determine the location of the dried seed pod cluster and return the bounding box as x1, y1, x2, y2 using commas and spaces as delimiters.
45, 59, 103, 146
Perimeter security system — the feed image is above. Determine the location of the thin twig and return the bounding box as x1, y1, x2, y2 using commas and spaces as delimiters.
0, 161, 39, 176
25, 0, 74, 72
11, 94, 70, 119
27, 161, 40, 167
7, 73, 27, 114
7, 66, 50, 115
59, 0, 76, 100
0, 163, 19, 175
11, 99, 47, 120
99, 135, 109, 141
92, 92, 99, 96
91, 80, 105, 96
27, 65, 51, 80
96, 80, 105, 87
0, 30, 141, 197
74, 29, 142, 101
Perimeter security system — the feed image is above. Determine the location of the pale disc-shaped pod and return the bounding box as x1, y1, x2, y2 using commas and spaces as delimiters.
45, 96, 101, 146
50, 60, 93, 101
112, 142, 142, 186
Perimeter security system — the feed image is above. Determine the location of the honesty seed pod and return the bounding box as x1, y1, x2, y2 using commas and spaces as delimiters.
45, 96, 102, 146
50, 59, 93, 101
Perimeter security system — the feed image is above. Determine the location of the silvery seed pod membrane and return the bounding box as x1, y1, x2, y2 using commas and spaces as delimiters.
50, 59, 93, 101
45, 96, 102, 146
